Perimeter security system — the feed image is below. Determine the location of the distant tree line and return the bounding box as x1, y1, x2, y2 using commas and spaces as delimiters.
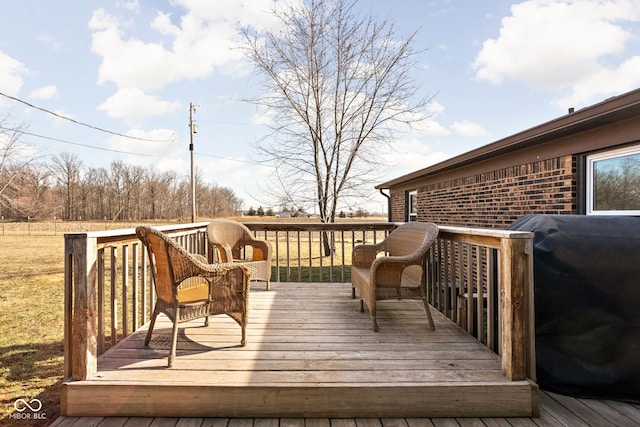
0, 151, 241, 221
594, 154, 640, 211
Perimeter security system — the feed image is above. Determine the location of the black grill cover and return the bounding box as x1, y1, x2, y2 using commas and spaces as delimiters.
508, 214, 640, 402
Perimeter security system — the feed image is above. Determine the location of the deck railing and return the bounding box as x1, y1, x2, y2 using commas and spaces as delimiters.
431, 225, 535, 381
64, 221, 534, 383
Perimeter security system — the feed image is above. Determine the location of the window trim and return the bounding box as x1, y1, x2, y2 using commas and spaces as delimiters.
586, 144, 640, 216
407, 190, 417, 222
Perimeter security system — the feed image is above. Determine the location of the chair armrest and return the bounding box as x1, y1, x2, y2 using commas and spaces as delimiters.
352, 242, 385, 267
193, 254, 208, 263
245, 239, 272, 262
207, 239, 233, 263
369, 255, 413, 285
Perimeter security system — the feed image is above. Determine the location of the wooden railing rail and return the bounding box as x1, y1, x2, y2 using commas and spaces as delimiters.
243, 222, 396, 283
432, 226, 535, 381
63, 221, 534, 383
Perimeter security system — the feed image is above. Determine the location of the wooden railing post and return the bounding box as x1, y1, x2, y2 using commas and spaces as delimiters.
64, 234, 98, 380
499, 236, 531, 380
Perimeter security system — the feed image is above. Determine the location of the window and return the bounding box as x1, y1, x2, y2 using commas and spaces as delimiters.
407, 190, 417, 221
586, 144, 640, 215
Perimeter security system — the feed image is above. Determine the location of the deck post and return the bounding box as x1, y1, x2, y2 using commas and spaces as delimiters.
64, 233, 98, 380
499, 236, 530, 380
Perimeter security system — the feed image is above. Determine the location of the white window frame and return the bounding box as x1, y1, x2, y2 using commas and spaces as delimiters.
407, 190, 418, 222
586, 144, 640, 216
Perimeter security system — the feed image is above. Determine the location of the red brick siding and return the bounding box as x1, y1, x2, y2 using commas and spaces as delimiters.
390, 191, 407, 222
391, 155, 577, 228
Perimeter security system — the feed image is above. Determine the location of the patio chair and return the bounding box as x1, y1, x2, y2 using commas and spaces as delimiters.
136, 226, 250, 367
206, 219, 273, 290
351, 222, 439, 331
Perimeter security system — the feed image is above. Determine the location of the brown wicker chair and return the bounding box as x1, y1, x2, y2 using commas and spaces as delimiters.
206, 219, 273, 290
351, 222, 439, 331
136, 226, 250, 367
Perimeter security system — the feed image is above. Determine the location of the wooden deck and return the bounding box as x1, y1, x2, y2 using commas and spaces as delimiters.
50, 391, 640, 427
62, 282, 538, 419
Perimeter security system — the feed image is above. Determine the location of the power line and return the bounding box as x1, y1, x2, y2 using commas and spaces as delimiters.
196, 151, 264, 166
0, 125, 169, 157
0, 91, 174, 143
2, 124, 262, 164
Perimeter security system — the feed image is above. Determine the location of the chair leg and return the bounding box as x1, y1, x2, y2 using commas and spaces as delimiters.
423, 299, 436, 330
266, 279, 270, 291
145, 311, 158, 346
368, 300, 379, 332
352, 286, 356, 299
168, 309, 180, 367
371, 312, 379, 332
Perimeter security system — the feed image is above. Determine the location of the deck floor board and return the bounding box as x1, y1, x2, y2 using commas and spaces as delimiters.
93, 282, 509, 390
57, 282, 637, 424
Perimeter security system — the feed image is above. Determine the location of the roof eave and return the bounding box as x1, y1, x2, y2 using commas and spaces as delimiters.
376, 87, 640, 189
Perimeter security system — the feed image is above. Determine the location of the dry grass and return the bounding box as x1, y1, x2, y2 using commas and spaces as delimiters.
0, 234, 64, 426
0, 221, 162, 426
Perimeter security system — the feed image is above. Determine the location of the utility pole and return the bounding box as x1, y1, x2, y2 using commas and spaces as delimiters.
189, 102, 198, 222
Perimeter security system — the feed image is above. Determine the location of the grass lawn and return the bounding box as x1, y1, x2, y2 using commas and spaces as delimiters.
0, 234, 65, 426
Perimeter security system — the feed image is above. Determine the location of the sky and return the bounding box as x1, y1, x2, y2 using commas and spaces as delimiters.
1, 0, 639, 215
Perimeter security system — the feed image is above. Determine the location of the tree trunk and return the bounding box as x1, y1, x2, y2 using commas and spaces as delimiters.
322, 231, 332, 256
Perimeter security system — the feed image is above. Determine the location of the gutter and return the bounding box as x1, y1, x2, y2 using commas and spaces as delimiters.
379, 188, 391, 222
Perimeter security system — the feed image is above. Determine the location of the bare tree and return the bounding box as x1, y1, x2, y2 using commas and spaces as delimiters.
51, 152, 83, 220
144, 168, 179, 220
594, 155, 640, 211
240, 0, 431, 227
10, 162, 51, 219
0, 116, 34, 218
0, 128, 243, 221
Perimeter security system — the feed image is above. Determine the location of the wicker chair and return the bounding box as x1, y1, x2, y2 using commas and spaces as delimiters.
136, 226, 250, 367
206, 219, 273, 290
351, 222, 439, 331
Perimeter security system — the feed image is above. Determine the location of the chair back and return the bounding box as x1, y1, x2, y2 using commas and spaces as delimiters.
136, 226, 177, 305
385, 222, 439, 258
207, 219, 252, 258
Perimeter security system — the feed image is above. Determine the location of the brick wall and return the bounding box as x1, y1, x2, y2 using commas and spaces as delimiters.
390, 191, 406, 222
391, 155, 577, 228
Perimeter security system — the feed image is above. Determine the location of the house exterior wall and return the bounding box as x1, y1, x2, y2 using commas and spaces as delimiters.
390, 191, 407, 222
382, 88, 640, 229
394, 155, 576, 228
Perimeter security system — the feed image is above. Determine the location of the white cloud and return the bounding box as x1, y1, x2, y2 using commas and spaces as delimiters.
108, 128, 178, 169
411, 100, 450, 137
89, 1, 282, 92
97, 88, 181, 126
416, 117, 450, 137
90, 12, 177, 91
116, 0, 140, 13
472, 0, 640, 107
450, 119, 488, 137
384, 137, 451, 180
0, 50, 29, 97
50, 110, 75, 127
427, 100, 445, 115
553, 55, 640, 107
37, 34, 62, 51
0, 132, 38, 162
88, 8, 121, 31
88, 1, 286, 125
29, 85, 57, 100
